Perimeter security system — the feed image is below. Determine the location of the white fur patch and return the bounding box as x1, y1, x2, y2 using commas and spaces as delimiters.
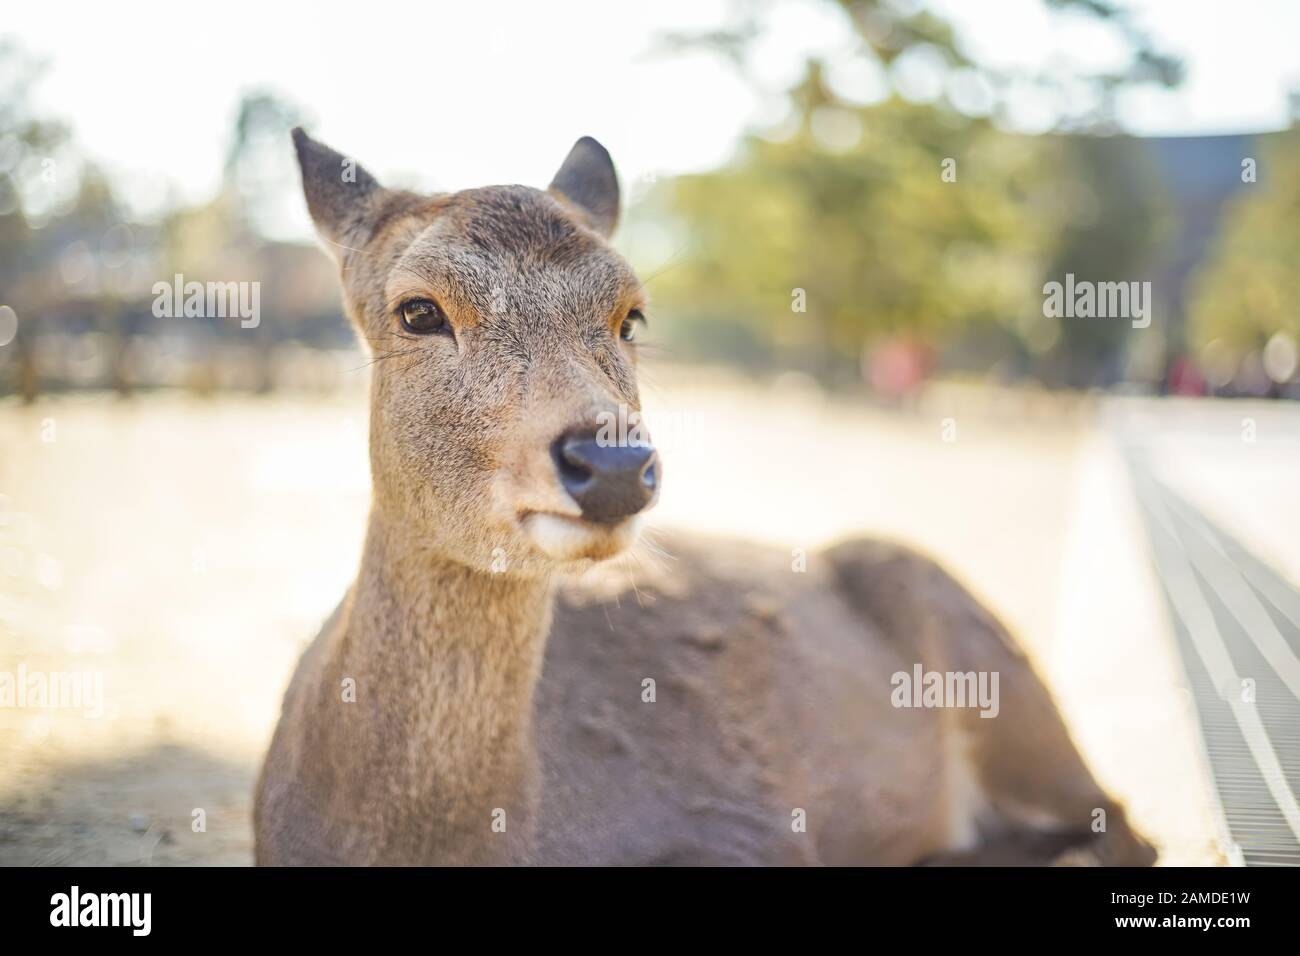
522, 513, 642, 563
943, 726, 990, 852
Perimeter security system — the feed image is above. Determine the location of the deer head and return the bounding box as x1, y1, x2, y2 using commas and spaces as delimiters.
293, 129, 659, 575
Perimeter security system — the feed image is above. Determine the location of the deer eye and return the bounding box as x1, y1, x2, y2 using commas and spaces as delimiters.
619, 309, 645, 343
399, 298, 450, 335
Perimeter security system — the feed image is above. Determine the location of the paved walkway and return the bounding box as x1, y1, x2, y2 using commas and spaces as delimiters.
1045, 427, 1224, 865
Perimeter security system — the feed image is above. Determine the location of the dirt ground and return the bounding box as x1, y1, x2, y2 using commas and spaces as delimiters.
0, 370, 1228, 865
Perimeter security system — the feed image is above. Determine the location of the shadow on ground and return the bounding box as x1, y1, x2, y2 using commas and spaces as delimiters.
0, 743, 254, 866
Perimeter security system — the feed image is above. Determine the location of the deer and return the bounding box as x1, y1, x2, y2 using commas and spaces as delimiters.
253, 129, 1157, 866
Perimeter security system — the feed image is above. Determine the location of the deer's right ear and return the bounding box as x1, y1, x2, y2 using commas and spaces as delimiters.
292, 127, 382, 251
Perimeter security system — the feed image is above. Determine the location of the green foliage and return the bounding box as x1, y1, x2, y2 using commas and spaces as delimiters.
1039, 135, 1172, 386
1187, 130, 1300, 350
634, 0, 1184, 386
635, 87, 1173, 385
638, 84, 1054, 378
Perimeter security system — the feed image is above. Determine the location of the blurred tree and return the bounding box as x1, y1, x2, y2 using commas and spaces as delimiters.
157, 90, 335, 392
0, 41, 135, 399
0, 59, 346, 399
1040, 0, 1184, 130
1187, 128, 1300, 353
0, 41, 72, 311
641, 0, 1183, 387
223, 90, 305, 240
641, 78, 1053, 382
1037, 135, 1171, 387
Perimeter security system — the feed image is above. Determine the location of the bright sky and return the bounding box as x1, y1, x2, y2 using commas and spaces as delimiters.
8, 0, 1299, 235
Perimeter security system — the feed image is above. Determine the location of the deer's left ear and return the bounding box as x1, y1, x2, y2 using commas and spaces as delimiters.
548, 136, 620, 238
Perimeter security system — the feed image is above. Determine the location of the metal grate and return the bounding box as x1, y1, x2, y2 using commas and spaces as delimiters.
1125, 453, 1300, 866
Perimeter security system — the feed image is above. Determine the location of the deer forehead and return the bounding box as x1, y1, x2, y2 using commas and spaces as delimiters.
381, 186, 641, 330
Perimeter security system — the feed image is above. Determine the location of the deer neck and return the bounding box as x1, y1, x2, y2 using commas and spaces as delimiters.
331, 511, 554, 861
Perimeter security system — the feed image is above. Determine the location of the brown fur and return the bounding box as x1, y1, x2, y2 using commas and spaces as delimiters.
253, 131, 1155, 866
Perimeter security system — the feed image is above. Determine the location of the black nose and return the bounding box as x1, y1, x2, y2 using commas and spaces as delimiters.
552, 427, 659, 523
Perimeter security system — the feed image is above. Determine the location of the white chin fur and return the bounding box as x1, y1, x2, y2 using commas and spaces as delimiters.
522, 513, 642, 563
